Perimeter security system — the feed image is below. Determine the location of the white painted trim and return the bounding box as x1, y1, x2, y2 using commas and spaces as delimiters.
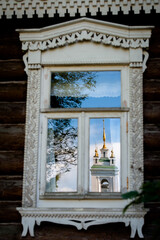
1, 0, 160, 19
17, 18, 153, 51
17, 207, 148, 238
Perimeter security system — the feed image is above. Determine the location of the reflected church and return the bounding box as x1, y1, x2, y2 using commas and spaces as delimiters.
90, 120, 119, 192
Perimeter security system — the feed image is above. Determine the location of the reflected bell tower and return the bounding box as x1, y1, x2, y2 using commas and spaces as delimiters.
91, 119, 119, 192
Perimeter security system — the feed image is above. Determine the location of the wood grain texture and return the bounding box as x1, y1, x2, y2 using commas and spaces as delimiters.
144, 102, 160, 124
0, 221, 154, 240
0, 176, 22, 200
0, 151, 23, 175
0, 201, 21, 223
0, 81, 27, 102
144, 151, 160, 162
144, 160, 160, 179
0, 103, 26, 124
144, 58, 160, 79
143, 79, 160, 101
144, 124, 160, 151
0, 60, 26, 81
0, 32, 23, 60
0, 224, 22, 240
148, 26, 160, 58
0, 124, 25, 150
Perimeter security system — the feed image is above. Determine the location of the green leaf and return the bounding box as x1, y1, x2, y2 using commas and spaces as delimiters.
122, 191, 139, 199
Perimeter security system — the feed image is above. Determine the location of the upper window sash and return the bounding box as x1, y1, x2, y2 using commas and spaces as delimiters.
50, 71, 121, 108
40, 66, 129, 111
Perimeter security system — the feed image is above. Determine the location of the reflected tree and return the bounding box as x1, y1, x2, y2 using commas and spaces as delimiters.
51, 71, 96, 108
46, 72, 96, 188
47, 119, 78, 165
48, 71, 96, 164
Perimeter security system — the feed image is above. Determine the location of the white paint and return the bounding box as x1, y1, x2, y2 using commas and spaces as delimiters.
42, 42, 129, 65
1, 0, 160, 19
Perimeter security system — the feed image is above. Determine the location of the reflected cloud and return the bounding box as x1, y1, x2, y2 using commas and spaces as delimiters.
51, 71, 121, 108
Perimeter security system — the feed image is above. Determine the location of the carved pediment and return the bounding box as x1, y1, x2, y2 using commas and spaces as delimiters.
18, 18, 153, 51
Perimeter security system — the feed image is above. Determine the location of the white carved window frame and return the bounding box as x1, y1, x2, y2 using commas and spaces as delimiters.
39, 65, 128, 200
16, 18, 153, 238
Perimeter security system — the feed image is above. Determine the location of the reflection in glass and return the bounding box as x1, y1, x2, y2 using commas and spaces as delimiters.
51, 71, 121, 108
90, 118, 120, 192
46, 118, 78, 192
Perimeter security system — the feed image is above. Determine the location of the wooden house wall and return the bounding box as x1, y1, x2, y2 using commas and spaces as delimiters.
0, 13, 160, 239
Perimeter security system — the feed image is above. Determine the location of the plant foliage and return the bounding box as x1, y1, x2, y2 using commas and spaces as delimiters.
122, 181, 160, 213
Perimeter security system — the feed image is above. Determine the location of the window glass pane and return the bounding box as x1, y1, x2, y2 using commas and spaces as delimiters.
46, 118, 78, 192
89, 118, 120, 192
51, 71, 121, 108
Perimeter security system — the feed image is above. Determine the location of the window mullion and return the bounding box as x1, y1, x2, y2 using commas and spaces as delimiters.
77, 113, 83, 194
79, 112, 86, 195
83, 113, 89, 194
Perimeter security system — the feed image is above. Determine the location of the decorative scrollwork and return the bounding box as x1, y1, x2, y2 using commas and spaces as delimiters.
17, 208, 147, 238
1, 0, 160, 19
22, 69, 41, 207
130, 68, 143, 191
22, 30, 150, 51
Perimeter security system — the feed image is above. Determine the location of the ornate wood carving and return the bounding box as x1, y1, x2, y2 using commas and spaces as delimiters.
22, 68, 41, 207
130, 68, 144, 191
17, 208, 147, 238
1, 0, 160, 19
22, 30, 150, 51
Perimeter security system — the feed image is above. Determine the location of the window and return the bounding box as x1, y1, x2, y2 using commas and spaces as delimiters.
39, 68, 128, 199
17, 18, 153, 238
40, 66, 128, 199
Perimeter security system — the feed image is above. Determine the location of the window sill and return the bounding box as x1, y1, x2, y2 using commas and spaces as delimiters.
40, 192, 123, 200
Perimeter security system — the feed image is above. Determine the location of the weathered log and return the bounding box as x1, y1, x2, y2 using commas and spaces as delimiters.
143, 79, 160, 101
143, 102, 160, 124
144, 151, 160, 162
148, 26, 160, 58
144, 124, 160, 150
0, 219, 154, 240
144, 160, 160, 179
0, 32, 22, 60
0, 201, 21, 223
144, 206, 160, 224
0, 224, 22, 240
0, 60, 26, 81
0, 151, 23, 175
144, 151, 160, 179
0, 124, 25, 150
0, 81, 27, 102
0, 103, 26, 124
0, 176, 22, 200
0, 222, 129, 240
144, 58, 160, 79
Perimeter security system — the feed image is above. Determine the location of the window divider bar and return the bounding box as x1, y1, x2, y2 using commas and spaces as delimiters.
41, 108, 130, 113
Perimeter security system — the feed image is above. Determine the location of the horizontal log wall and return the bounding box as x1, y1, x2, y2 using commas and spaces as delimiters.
0, 14, 160, 240
0, 26, 26, 240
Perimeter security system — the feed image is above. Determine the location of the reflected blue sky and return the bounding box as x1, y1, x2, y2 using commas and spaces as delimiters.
51, 71, 121, 108
90, 118, 120, 146
81, 71, 121, 98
